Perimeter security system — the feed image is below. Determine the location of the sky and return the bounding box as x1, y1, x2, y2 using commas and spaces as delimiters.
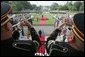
29, 1, 76, 6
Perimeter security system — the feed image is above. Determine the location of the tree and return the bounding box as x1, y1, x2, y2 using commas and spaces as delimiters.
50, 3, 59, 10
73, 1, 82, 11
32, 4, 37, 10
10, 1, 33, 11
79, 2, 84, 11
65, 1, 73, 11
23, 1, 33, 10
11, 2, 18, 11
36, 5, 42, 11
57, 5, 68, 10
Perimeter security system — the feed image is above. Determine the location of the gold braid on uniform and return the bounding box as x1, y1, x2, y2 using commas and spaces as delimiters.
72, 21, 84, 42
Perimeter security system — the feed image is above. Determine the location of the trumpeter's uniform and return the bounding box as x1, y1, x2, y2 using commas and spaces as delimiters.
1, 3, 40, 56
46, 13, 84, 56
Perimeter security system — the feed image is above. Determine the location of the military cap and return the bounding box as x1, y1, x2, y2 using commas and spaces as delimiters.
1, 3, 12, 26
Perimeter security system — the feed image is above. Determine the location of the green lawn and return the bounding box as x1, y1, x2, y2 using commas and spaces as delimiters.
31, 12, 76, 25
31, 12, 55, 25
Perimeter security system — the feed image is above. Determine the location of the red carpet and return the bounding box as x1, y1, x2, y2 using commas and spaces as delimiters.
37, 16, 46, 54
40, 16, 46, 25
37, 35, 45, 54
